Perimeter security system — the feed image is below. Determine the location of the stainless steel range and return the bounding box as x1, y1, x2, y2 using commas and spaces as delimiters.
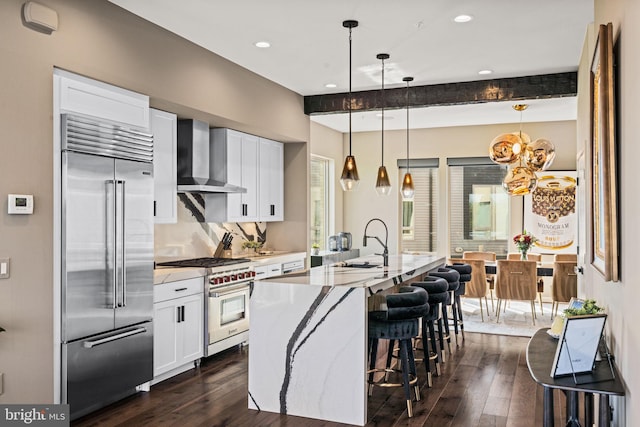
156, 257, 254, 357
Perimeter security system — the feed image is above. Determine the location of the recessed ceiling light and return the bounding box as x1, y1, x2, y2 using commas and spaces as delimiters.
454, 14, 473, 23
325, 83, 337, 88
255, 41, 271, 48
478, 69, 493, 75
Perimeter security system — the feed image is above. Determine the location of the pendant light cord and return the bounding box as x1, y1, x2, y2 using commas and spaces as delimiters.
381, 56, 385, 166
406, 79, 410, 173
348, 25, 353, 156
519, 108, 523, 139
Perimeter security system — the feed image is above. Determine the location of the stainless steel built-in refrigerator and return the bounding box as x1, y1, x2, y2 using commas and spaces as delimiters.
60, 114, 154, 420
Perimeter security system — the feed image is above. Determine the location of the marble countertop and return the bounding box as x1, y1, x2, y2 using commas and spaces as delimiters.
153, 251, 308, 285
246, 251, 307, 265
153, 267, 206, 285
257, 253, 445, 293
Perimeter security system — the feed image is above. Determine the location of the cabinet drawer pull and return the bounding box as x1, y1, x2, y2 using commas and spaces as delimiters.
174, 287, 188, 292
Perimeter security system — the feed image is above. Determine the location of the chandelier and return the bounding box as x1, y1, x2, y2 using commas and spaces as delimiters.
489, 104, 556, 195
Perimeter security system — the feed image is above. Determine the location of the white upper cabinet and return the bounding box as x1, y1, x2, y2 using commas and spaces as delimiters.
151, 108, 177, 224
259, 138, 284, 221
206, 129, 284, 223
207, 129, 259, 223
55, 68, 149, 129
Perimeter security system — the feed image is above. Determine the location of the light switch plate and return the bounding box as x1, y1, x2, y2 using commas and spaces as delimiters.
0, 258, 10, 279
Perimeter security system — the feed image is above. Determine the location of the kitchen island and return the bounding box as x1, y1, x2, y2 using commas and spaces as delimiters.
248, 253, 444, 425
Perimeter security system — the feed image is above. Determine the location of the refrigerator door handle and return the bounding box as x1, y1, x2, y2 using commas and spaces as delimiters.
115, 180, 127, 308
120, 180, 127, 307
107, 179, 118, 310
82, 326, 147, 349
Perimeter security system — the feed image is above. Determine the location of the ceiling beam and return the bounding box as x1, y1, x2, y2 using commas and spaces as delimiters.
304, 72, 577, 115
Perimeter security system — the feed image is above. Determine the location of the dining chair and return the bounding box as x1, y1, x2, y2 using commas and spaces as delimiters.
554, 253, 577, 262
551, 261, 578, 317
463, 251, 497, 311
495, 260, 538, 325
507, 252, 545, 313
452, 258, 491, 321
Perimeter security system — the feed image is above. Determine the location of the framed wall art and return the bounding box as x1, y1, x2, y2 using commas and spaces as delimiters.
591, 22, 619, 282
523, 171, 577, 254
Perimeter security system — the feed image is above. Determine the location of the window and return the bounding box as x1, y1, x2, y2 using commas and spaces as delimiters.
448, 158, 509, 257
310, 155, 334, 249
398, 159, 439, 253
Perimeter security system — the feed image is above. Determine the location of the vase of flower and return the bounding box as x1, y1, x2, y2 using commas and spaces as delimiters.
513, 230, 538, 260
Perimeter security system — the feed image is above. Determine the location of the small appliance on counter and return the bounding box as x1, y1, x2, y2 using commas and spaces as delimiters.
328, 232, 352, 251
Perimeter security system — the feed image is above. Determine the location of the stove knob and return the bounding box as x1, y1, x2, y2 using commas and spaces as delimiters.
230, 274, 237, 281
223, 276, 231, 283
251, 271, 256, 278
239, 272, 247, 279
210, 277, 221, 285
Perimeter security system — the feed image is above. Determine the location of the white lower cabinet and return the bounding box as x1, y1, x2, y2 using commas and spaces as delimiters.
254, 263, 283, 280
153, 277, 204, 384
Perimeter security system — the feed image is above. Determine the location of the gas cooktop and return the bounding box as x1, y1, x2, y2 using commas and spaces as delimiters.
156, 257, 250, 268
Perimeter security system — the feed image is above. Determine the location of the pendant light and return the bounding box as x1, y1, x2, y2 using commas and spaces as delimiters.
488, 104, 556, 196
339, 20, 360, 192
401, 76, 415, 199
375, 53, 392, 196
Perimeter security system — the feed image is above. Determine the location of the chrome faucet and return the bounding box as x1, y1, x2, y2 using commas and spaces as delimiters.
363, 218, 389, 267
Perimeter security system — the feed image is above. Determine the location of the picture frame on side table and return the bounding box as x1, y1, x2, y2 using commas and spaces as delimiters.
551, 313, 607, 379
591, 22, 619, 282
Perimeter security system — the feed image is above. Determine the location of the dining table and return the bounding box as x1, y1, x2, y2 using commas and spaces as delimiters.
484, 262, 554, 277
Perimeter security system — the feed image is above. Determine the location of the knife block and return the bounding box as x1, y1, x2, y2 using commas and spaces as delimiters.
213, 241, 225, 258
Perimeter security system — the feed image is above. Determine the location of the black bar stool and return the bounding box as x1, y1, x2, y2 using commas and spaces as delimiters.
428, 267, 460, 348
368, 286, 429, 418
412, 276, 449, 372
447, 263, 472, 341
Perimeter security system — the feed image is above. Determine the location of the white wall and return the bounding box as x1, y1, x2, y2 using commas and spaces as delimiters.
579, 1, 640, 425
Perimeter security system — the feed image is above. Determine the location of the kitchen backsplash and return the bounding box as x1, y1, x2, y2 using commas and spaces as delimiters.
154, 193, 268, 260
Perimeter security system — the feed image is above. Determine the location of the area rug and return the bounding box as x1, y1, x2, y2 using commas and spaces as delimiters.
459, 298, 567, 337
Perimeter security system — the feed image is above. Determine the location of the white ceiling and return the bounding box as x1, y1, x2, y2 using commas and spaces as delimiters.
108, 0, 592, 132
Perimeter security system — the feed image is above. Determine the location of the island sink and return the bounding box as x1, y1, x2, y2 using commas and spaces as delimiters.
334, 262, 380, 269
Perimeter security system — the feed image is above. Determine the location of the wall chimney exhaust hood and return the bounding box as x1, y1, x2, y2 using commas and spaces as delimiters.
176, 119, 247, 194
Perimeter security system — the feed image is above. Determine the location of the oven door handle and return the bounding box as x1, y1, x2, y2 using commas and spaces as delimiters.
209, 283, 250, 297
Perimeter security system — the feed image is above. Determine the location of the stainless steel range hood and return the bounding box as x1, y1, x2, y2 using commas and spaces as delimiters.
176, 119, 246, 193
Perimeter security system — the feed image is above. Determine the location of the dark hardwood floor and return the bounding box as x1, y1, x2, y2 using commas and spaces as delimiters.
73, 332, 570, 427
